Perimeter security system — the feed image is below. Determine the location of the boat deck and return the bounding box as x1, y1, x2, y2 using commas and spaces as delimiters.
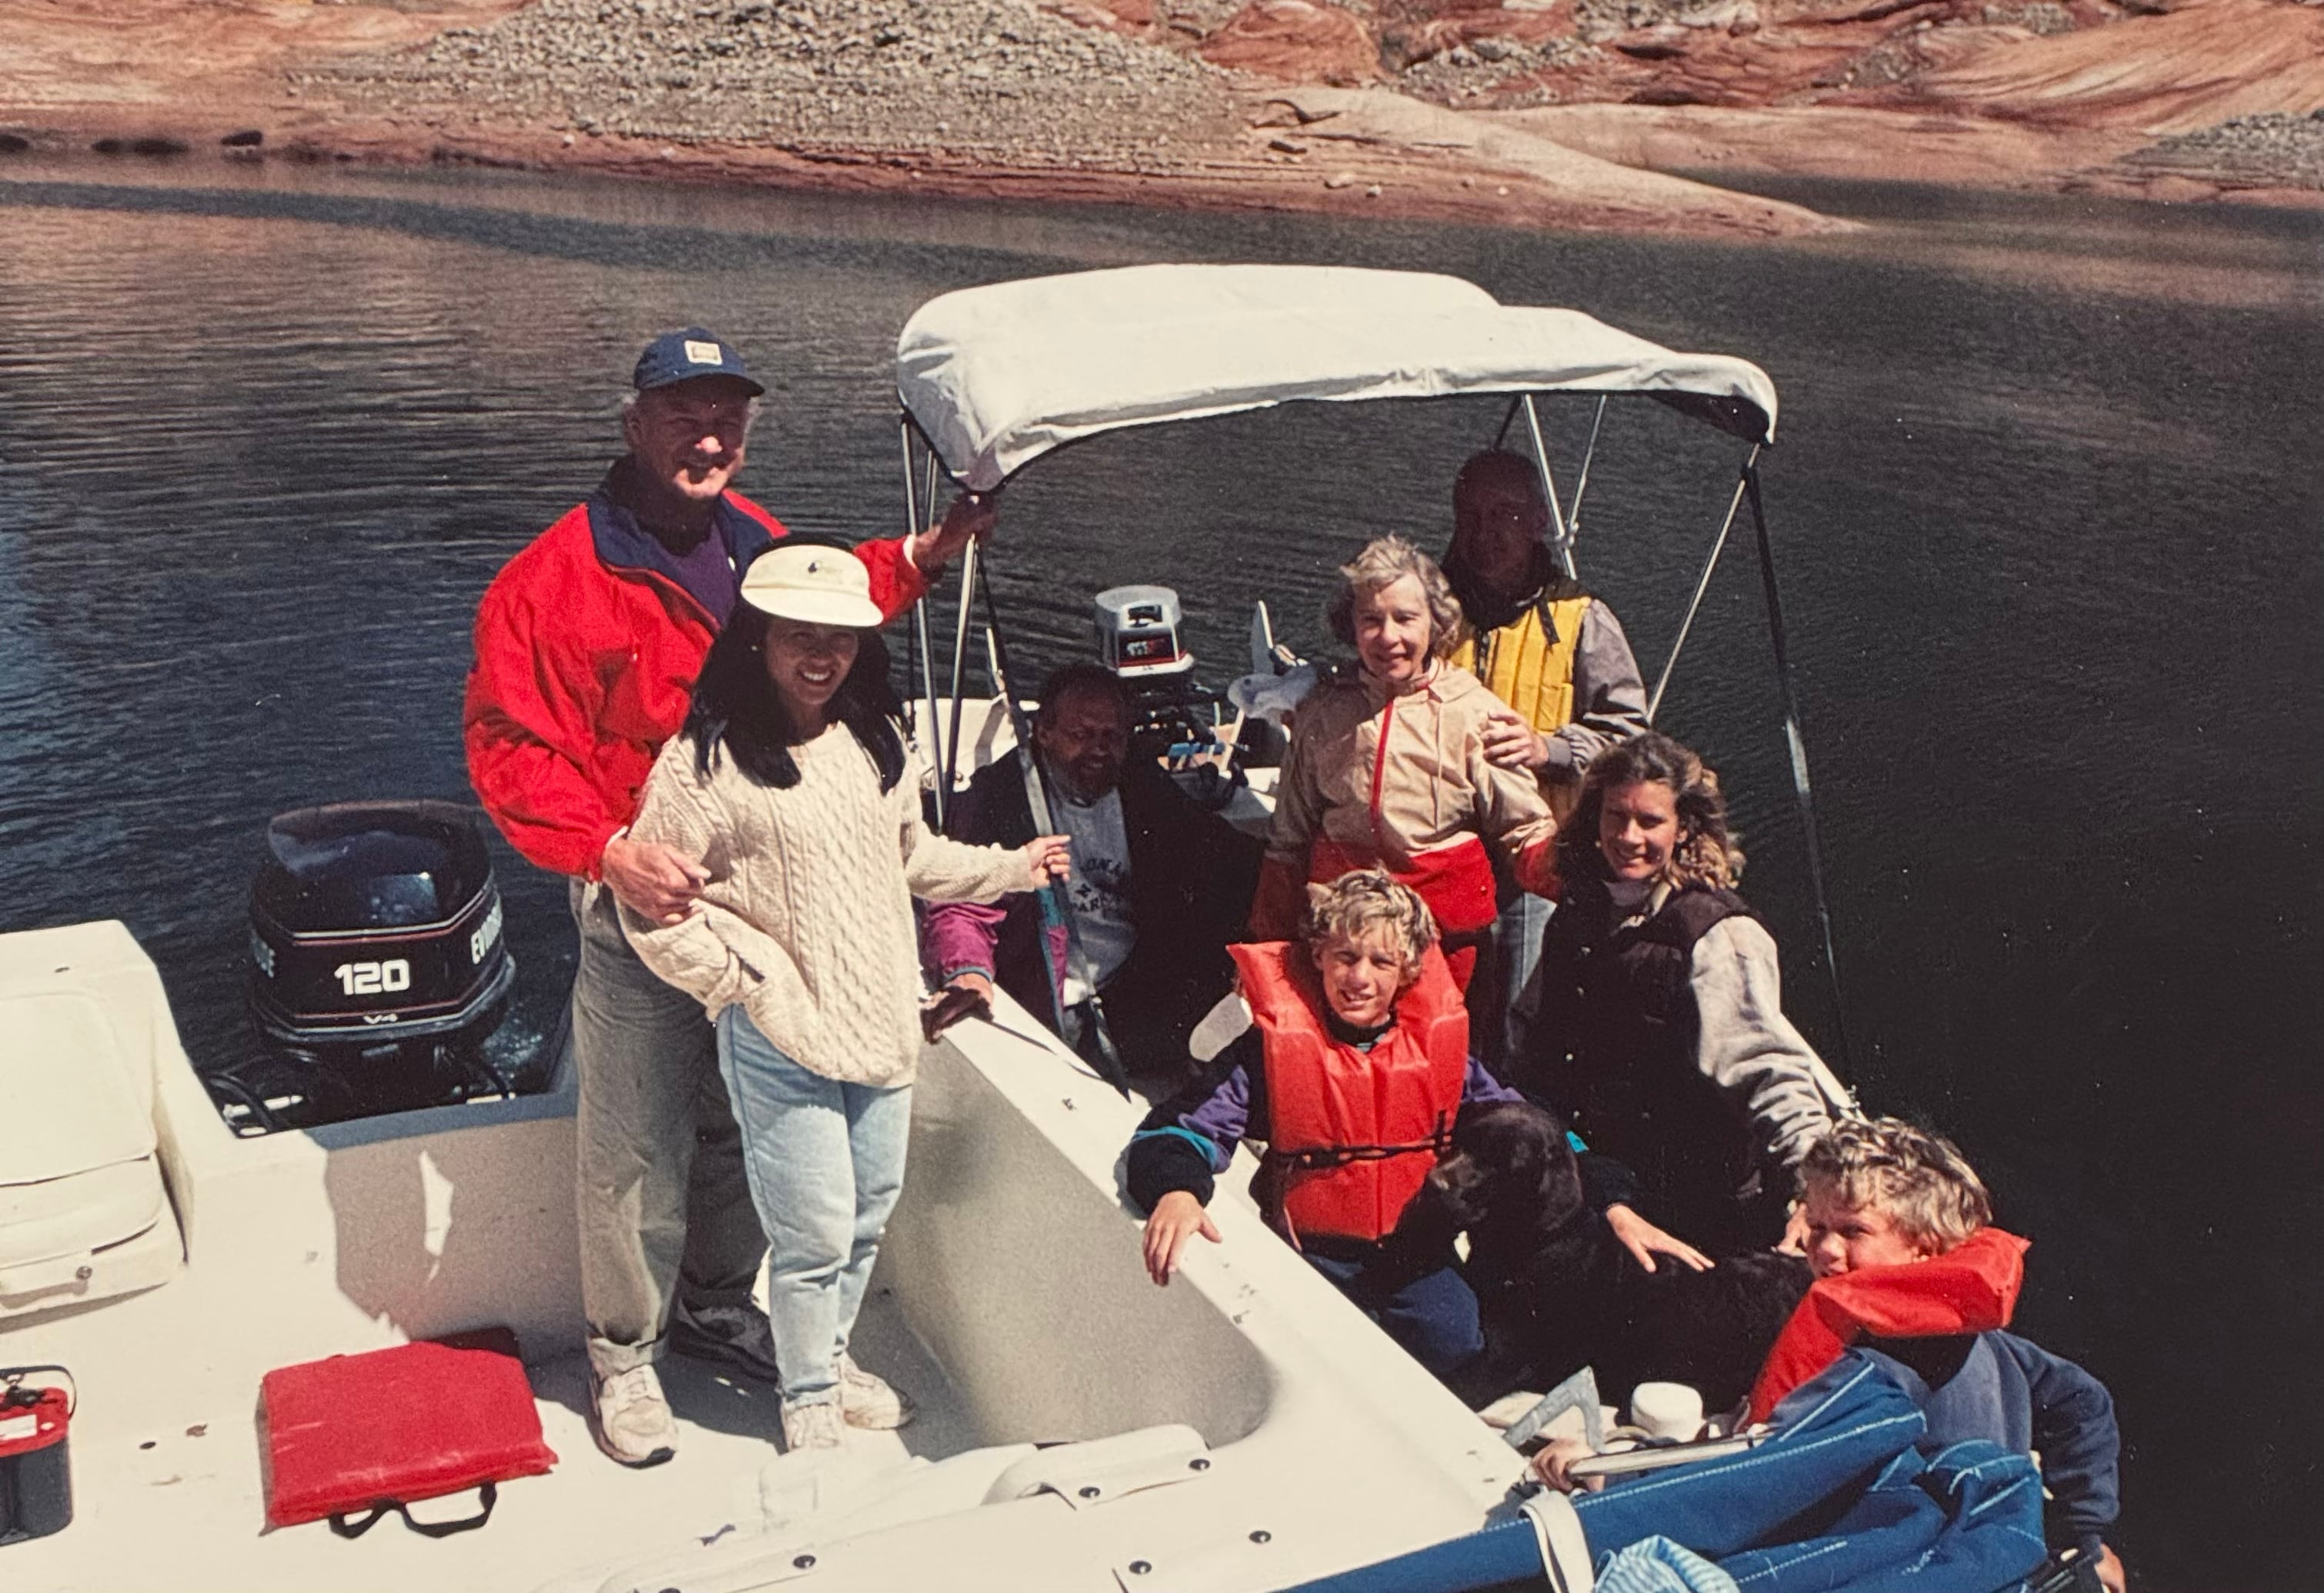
2, 918, 1522, 1593
4, 1286, 982, 1592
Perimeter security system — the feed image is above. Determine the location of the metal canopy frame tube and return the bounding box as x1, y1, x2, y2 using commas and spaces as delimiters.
901, 417, 947, 828
1521, 395, 1577, 581
1648, 446, 1757, 725
1565, 395, 1609, 542
943, 538, 979, 802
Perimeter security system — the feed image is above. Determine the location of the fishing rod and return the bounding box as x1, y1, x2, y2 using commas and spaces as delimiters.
1742, 462, 1853, 1077
973, 559, 1134, 1099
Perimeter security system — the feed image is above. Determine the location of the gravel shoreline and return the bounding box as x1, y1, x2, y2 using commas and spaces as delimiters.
2127, 109, 2324, 192
308, 0, 1242, 170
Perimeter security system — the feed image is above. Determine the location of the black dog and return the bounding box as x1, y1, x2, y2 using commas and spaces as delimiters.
1424, 1100, 1810, 1416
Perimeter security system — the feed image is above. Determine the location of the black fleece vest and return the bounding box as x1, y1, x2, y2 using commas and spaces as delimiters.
1528, 879, 1780, 1248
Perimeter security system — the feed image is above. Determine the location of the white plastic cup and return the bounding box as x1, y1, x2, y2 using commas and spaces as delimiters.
1629, 1381, 1705, 1442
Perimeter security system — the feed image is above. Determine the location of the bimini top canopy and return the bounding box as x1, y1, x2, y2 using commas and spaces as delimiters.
895, 264, 1777, 491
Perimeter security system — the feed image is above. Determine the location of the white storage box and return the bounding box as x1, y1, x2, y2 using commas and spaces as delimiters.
1, 984, 183, 1319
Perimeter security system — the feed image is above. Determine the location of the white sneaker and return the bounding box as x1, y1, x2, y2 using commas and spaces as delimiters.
592, 1363, 678, 1468
781, 1398, 846, 1455
837, 1353, 915, 1431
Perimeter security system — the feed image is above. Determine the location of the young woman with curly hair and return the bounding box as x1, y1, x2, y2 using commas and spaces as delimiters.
1247, 535, 1559, 992
1511, 731, 1855, 1257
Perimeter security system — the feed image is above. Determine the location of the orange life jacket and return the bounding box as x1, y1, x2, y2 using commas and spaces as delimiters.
1747, 1228, 2031, 1423
1229, 940, 1470, 1245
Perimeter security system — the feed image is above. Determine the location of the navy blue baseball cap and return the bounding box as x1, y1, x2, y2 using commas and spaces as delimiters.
632, 327, 765, 396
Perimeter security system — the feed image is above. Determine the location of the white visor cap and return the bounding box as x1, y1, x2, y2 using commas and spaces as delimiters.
740, 543, 884, 628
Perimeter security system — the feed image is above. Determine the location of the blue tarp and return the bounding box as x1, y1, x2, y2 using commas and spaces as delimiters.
1287, 1351, 2051, 1593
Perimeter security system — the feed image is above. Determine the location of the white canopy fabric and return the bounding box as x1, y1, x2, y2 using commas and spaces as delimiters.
895, 264, 1777, 490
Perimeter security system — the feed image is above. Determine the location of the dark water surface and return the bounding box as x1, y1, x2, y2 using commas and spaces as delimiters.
2, 158, 2317, 1586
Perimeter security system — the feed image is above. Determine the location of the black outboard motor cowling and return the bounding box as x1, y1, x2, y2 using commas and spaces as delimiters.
244, 801, 515, 1120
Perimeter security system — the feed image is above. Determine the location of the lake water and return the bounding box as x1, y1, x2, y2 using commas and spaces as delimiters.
2, 156, 2317, 1588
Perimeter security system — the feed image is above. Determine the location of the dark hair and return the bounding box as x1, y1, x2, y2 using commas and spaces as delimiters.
1452, 448, 1543, 507
682, 557, 906, 793
1559, 730, 1744, 890
1035, 662, 1129, 724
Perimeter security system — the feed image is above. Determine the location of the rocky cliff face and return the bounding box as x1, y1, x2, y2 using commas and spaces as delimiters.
4, 0, 2318, 223
1042, 0, 2324, 193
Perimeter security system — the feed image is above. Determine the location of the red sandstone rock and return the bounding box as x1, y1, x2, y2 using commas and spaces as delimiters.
1199, 0, 1379, 85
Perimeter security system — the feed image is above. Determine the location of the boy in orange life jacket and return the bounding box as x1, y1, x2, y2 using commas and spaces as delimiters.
1536, 1119, 2126, 1593
1126, 871, 1522, 1378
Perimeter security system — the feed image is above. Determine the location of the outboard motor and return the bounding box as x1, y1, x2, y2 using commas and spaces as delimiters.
1091, 585, 1246, 807
1092, 585, 1196, 683
235, 800, 517, 1128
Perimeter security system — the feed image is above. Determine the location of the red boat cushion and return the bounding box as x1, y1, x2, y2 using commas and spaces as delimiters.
261, 1328, 557, 1530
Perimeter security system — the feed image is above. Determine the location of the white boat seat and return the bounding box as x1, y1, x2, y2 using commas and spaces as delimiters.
0, 989, 182, 1318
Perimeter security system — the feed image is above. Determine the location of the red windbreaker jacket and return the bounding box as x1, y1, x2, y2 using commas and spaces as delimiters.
463, 477, 925, 878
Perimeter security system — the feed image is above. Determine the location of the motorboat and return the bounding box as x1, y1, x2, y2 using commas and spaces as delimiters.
2, 265, 1842, 1593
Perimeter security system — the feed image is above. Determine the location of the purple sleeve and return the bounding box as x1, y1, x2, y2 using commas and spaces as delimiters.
923, 898, 1006, 981
1171, 1061, 1256, 1158
1463, 1057, 1523, 1104
1125, 1034, 1264, 1211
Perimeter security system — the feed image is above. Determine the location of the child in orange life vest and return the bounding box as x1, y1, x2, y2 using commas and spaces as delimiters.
1127, 871, 1522, 1378
1534, 1119, 2126, 1593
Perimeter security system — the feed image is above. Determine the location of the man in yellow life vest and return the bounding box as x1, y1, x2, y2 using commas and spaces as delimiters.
1442, 448, 1649, 1071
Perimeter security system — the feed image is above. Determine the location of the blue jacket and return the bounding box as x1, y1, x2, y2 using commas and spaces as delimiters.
1871, 1329, 2120, 1556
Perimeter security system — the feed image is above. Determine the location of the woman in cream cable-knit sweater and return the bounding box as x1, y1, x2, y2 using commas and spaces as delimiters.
622, 537, 1067, 1456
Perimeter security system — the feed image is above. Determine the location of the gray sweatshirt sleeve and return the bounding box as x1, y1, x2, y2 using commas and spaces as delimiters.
1544, 600, 1650, 775
1689, 916, 1848, 1168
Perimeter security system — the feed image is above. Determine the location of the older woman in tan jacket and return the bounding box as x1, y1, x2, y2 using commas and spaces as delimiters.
622, 538, 1067, 1458
1249, 535, 1557, 990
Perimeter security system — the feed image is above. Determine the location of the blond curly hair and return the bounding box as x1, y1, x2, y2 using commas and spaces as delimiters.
1797, 1118, 1993, 1254
1301, 869, 1439, 975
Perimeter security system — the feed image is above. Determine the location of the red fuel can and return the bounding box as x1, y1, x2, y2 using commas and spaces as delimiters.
0, 1369, 73, 1546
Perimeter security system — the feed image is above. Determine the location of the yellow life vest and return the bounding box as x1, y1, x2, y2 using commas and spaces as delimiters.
1449, 593, 1593, 735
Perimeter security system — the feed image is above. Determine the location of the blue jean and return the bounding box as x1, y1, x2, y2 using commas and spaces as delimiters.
1304, 1248, 1484, 1379
715, 1008, 912, 1408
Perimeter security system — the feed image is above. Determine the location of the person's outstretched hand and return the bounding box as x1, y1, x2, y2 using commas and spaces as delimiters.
910, 491, 999, 573
1480, 705, 1551, 771
1022, 834, 1071, 888
1142, 1191, 1220, 1285
1605, 1203, 1713, 1274
1529, 1436, 1607, 1495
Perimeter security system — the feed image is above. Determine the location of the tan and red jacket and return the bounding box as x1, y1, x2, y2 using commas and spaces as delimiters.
1249, 662, 1559, 984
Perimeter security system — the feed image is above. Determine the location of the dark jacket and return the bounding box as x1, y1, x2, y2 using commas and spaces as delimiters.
922, 752, 1260, 1057
1522, 874, 1797, 1252
1872, 1330, 2122, 1558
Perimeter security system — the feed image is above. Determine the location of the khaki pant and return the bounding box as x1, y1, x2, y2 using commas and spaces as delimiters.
569, 880, 764, 1376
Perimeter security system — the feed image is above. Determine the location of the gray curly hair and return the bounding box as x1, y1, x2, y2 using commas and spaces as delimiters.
1324, 535, 1465, 662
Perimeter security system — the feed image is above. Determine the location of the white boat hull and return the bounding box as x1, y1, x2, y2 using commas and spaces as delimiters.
0, 918, 1519, 1592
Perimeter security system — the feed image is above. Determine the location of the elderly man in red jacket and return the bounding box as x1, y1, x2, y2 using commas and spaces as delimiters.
465, 328, 989, 1467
